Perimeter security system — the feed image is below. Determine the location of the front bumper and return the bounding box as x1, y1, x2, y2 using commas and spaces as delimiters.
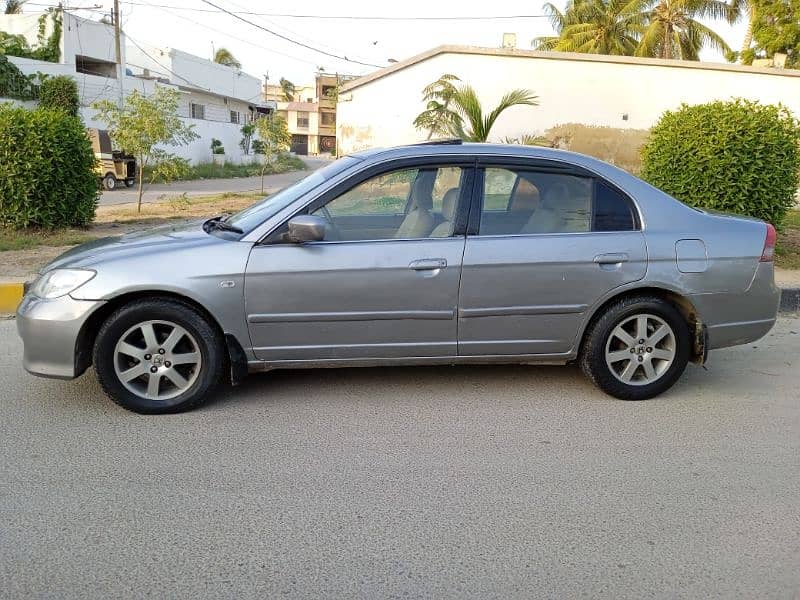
16, 293, 104, 379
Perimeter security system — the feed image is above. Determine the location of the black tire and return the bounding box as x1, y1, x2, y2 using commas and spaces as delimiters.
580, 295, 691, 400
93, 298, 225, 414
124, 178, 135, 188
102, 174, 116, 191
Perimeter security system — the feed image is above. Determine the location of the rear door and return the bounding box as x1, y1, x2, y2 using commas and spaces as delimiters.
457, 160, 647, 356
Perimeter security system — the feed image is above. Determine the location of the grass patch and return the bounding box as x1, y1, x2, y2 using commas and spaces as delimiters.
776, 209, 800, 269
144, 153, 307, 183
0, 228, 97, 252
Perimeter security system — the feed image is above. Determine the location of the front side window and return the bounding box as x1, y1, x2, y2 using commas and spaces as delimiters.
479, 167, 636, 235
310, 166, 466, 241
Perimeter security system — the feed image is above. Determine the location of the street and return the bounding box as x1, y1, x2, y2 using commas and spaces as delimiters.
98, 157, 331, 206
1, 316, 798, 599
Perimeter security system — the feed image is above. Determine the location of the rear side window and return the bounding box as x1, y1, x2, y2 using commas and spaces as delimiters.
594, 181, 636, 231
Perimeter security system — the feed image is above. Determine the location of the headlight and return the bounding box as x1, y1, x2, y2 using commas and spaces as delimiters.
31, 269, 96, 299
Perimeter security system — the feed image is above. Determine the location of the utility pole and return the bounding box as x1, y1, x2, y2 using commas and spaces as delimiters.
113, 0, 124, 110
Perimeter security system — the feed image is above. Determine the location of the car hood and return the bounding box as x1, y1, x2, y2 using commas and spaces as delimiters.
42, 220, 219, 273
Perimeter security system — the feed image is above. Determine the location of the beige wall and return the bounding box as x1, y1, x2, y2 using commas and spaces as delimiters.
337, 48, 800, 155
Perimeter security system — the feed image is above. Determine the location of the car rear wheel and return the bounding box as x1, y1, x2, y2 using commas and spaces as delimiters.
124, 178, 135, 188
580, 296, 690, 400
93, 299, 225, 413
102, 174, 116, 190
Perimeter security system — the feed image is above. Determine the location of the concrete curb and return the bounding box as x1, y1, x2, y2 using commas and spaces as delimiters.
780, 288, 800, 313
2, 281, 800, 315
0, 282, 24, 314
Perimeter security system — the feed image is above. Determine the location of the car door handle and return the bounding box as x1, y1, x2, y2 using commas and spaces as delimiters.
593, 253, 629, 265
409, 258, 447, 270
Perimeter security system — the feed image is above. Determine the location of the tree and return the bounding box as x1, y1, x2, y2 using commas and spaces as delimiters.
533, 0, 646, 55
38, 75, 79, 117
279, 77, 295, 101
729, 0, 756, 59
239, 121, 255, 155
213, 47, 241, 69
254, 115, 291, 192
93, 88, 198, 212
3, 0, 25, 14
635, 0, 735, 60
412, 74, 461, 139
531, 0, 735, 60
741, 0, 800, 68
448, 86, 539, 142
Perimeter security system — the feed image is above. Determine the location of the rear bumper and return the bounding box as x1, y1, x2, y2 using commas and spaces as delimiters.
16, 293, 104, 379
691, 262, 780, 350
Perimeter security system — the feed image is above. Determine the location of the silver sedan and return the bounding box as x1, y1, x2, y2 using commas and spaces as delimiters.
17, 142, 780, 413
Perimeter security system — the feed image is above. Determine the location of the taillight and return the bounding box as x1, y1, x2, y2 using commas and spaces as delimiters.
760, 223, 777, 262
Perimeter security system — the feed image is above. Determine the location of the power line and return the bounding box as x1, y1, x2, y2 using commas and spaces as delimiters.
197, 0, 383, 68
134, 0, 323, 68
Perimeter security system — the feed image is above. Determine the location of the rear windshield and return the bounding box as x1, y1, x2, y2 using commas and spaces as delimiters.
225, 156, 360, 233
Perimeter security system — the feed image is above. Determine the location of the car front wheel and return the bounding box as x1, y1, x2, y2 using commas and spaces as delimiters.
580, 296, 690, 400
93, 298, 225, 413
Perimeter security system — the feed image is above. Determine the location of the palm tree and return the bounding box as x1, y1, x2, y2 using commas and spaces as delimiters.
213, 47, 241, 69
635, 0, 734, 60
729, 0, 755, 61
533, 0, 646, 55
4, 0, 25, 13
448, 86, 539, 142
412, 74, 461, 139
279, 77, 295, 102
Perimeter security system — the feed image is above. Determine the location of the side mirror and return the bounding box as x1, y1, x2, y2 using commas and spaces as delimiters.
287, 214, 326, 243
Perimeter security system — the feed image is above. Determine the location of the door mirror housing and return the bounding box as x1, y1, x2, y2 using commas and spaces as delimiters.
287, 214, 327, 243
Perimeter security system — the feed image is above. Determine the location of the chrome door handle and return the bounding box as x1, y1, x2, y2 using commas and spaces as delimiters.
409, 258, 447, 270
593, 253, 629, 264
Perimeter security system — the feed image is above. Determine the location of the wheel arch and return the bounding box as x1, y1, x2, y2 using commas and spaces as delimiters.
576, 286, 706, 364
75, 290, 248, 384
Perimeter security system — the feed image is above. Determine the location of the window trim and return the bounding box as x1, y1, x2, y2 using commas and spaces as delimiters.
261, 157, 477, 245
471, 161, 641, 237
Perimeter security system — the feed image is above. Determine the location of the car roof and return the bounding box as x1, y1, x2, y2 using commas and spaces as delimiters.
348, 142, 596, 164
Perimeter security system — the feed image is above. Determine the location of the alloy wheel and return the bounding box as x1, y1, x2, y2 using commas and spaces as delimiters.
604, 313, 676, 386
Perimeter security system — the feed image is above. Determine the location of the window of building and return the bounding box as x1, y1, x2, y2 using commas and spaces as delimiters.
321, 85, 336, 99
320, 111, 336, 127
190, 103, 205, 120
230, 111, 240, 124
296, 111, 310, 128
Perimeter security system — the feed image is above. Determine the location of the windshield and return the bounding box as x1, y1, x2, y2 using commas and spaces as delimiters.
225, 156, 361, 234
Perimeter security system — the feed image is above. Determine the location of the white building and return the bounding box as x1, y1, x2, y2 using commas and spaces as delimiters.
0, 11, 273, 164
336, 45, 800, 155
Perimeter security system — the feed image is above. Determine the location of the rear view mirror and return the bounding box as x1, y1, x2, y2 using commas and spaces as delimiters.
287, 215, 326, 243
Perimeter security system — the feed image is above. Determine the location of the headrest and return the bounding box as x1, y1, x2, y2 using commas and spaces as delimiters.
509, 178, 540, 212
410, 170, 436, 210
441, 188, 459, 220
542, 182, 570, 208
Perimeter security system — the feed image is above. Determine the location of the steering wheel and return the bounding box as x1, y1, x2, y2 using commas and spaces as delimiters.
317, 205, 343, 241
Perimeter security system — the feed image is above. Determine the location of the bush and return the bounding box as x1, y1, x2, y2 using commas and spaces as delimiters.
38, 75, 80, 117
0, 105, 99, 229
641, 99, 800, 226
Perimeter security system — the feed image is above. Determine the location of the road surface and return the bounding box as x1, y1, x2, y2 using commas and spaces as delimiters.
1, 317, 798, 598
99, 157, 331, 206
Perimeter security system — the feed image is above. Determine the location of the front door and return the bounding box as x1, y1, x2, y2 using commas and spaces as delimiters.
458, 164, 647, 356
245, 164, 471, 362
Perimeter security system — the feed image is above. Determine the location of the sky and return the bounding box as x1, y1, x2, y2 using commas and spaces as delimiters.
30, 0, 748, 85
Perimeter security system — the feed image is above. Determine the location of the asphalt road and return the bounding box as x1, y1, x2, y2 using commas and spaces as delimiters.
1, 317, 798, 599
99, 157, 331, 206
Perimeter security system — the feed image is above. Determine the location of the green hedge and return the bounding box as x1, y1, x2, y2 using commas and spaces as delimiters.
38, 76, 80, 117
641, 99, 800, 226
0, 104, 99, 229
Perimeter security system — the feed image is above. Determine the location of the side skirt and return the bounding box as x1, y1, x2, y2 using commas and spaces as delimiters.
246, 352, 577, 373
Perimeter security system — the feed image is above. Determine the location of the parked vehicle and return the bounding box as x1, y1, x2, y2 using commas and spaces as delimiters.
88, 128, 136, 191
16, 142, 780, 413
